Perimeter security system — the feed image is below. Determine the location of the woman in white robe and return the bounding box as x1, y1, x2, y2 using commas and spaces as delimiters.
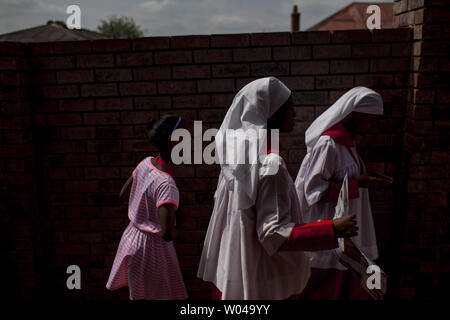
197, 77, 358, 300
294, 86, 392, 299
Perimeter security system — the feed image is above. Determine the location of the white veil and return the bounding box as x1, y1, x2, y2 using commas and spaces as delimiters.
305, 86, 383, 153
215, 76, 291, 210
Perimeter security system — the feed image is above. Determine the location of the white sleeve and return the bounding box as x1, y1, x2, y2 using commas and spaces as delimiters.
303, 137, 337, 206
254, 153, 295, 256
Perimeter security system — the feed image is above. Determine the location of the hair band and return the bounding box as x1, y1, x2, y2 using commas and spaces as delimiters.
172, 117, 182, 133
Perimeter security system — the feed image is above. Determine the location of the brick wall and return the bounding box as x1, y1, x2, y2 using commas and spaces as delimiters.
0, 42, 41, 299
393, 0, 450, 299
0, 0, 448, 300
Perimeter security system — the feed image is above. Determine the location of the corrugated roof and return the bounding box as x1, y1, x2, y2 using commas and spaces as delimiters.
0, 21, 108, 42
308, 2, 394, 31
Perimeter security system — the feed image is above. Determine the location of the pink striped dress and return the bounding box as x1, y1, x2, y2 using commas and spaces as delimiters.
106, 156, 188, 300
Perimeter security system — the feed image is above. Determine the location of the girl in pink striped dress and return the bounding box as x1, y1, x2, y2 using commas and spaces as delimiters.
106, 115, 188, 300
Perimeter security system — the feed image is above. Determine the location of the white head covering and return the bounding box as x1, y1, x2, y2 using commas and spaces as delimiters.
305, 86, 383, 153
215, 76, 291, 210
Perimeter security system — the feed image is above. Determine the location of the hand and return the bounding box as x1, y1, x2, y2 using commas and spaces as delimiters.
333, 214, 358, 238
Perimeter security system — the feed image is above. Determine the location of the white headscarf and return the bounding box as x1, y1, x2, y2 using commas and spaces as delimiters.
215, 76, 291, 210
305, 86, 383, 153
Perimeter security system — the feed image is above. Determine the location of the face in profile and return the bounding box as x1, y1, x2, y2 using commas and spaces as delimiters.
268, 95, 296, 133
351, 112, 379, 134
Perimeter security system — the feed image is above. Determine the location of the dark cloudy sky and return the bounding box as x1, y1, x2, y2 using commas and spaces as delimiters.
0, 0, 393, 36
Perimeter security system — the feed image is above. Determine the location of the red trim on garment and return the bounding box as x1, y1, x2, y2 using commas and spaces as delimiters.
319, 178, 360, 204
319, 122, 360, 203
321, 122, 354, 147
149, 155, 174, 177
280, 220, 338, 252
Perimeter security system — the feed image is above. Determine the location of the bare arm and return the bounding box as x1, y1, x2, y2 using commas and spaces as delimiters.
158, 203, 178, 242
119, 175, 133, 200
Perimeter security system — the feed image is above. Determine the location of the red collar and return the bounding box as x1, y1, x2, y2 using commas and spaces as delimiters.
321, 122, 354, 147
154, 155, 174, 176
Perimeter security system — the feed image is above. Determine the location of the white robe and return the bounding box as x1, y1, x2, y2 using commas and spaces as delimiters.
198, 153, 311, 300
295, 135, 378, 271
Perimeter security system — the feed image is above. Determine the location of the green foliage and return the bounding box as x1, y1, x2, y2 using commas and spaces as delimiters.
97, 15, 144, 39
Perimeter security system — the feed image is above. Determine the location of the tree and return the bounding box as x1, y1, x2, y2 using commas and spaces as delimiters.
97, 15, 144, 39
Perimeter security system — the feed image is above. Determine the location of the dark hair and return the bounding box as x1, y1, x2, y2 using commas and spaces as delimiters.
147, 115, 180, 159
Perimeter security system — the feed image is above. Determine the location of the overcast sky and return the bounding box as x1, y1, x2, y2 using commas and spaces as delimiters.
0, 0, 393, 36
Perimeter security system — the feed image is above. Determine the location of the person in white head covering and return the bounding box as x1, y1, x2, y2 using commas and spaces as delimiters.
197, 77, 358, 300
294, 86, 393, 299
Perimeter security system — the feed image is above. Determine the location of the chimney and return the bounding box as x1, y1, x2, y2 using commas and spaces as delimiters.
291, 5, 300, 32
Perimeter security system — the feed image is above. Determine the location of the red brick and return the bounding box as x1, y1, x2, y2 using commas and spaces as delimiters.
392, 43, 411, 56
157, 80, 196, 94
0, 56, 27, 70
292, 91, 328, 105
61, 127, 96, 139
197, 79, 234, 93
95, 69, 132, 82
121, 111, 158, 124
64, 181, 99, 193
251, 32, 290, 46
211, 93, 235, 107
115, 52, 153, 66
194, 49, 232, 63
332, 30, 371, 43
42, 85, 79, 99
133, 66, 171, 80
173, 95, 210, 108
133, 37, 170, 50
330, 60, 368, 74
96, 126, 134, 139
122, 139, 152, 152
77, 54, 114, 68
233, 47, 271, 62
86, 140, 122, 153
211, 34, 249, 47
83, 112, 120, 125
55, 244, 90, 255
81, 83, 117, 97
59, 99, 95, 112
119, 82, 156, 96
198, 108, 227, 122
371, 58, 410, 72
372, 28, 411, 42
49, 141, 85, 154
173, 65, 211, 79
423, 6, 450, 23
33, 71, 56, 84
53, 41, 91, 54
64, 154, 98, 167
57, 70, 94, 84
313, 45, 351, 59
65, 206, 99, 218
352, 44, 391, 57
92, 39, 131, 52
291, 61, 328, 75
212, 64, 249, 78
316, 75, 354, 89
96, 97, 133, 110
292, 31, 331, 44
155, 50, 192, 65
355, 74, 394, 87
250, 62, 289, 76
0, 42, 27, 55
273, 46, 311, 60
30, 43, 54, 55
171, 35, 210, 48
85, 167, 121, 179
134, 96, 171, 109
99, 153, 135, 166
